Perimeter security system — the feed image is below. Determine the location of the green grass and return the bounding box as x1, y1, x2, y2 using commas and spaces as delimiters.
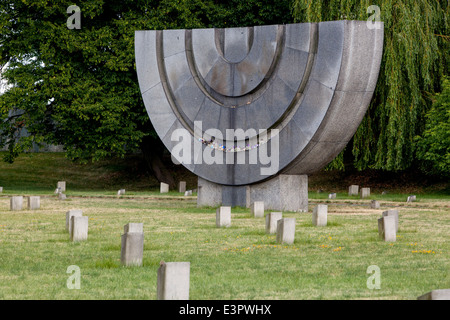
0, 152, 448, 299
0, 194, 448, 300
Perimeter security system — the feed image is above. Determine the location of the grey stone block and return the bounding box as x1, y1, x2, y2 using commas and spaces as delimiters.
117, 189, 126, 195
197, 177, 222, 207
417, 289, 450, 300
121, 232, 144, 267
382, 209, 399, 232
222, 185, 247, 207
178, 181, 186, 193
361, 188, 371, 198
59, 193, 67, 200
160, 182, 169, 194
157, 262, 190, 300
407, 195, 416, 202
66, 210, 83, 232
57, 181, 66, 192
328, 193, 336, 199
184, 190, 193, 196
10, 196, 23, 211
27, 196, 40, 210
378, 216, 396, 242
70, 216, 88, 242
371, 200, 380, 209
348, 185, 359, 196
216, 206, 231, 228
266, 212, 282, 234
312, 204, 327, 227
124, 223, 143, 234
0, 187, 3, 193
135, 21, 384, 186
251, 201, 264, 218
276, 218, 296, 245
249, 174, 308, 212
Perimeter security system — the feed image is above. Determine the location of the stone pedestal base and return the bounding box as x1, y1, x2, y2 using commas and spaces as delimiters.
197, 174, 308, 212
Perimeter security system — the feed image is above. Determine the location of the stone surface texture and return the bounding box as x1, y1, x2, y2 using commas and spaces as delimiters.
266, 212, 282, 234
160, 182, 169, 193
417, 289, 450, 300
378, 216, 396, 242
216, 206, 231, 228
312, 204, 327, 227
70, 216, 88, 242
10, 196, 23, 211
66, 209, 83, 232
157, 262, 190, 300
27, 196, 40, 210
276, 218, 296, 245
135, 21, 384, 187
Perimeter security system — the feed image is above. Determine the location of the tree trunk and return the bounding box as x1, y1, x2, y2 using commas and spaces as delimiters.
141, 135, 176, 189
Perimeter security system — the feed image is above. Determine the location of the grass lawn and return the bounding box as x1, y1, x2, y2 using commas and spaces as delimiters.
0, 152, 448, 299
0, 194, 448, 300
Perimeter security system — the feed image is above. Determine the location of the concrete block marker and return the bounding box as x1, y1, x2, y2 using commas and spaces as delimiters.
251, 201, 264, 218
121, 223, 144, 267
57, 181, 66, 192
371, 200, 380, 209
328, 193, 336, 199
266, 212, 282, 234
184, 190, 193, 196
0, 187, 3, 193
10, 196, 23, 211
157, 262, 190, 300
417, 289, 450, 300
27, 196, 40, 210
276, 218, 296, 245
361, 188, 371, 198
216, 206, 231, 228
178, 181, 186, 193
382, 209, 399, 232
407, 195, 416, 203
160, 182, 169, 194
70, 216, 88, 242
348, 185, 359, 196
66, 209, 83, 232
124, 223, 143, 234
59, 193, 67, 200
117, 189, 126, 196
312, 204, 328, 227
378, 215, 396, 242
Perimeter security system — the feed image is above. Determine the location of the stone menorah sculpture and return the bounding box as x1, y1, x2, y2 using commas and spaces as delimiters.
135, 21, 384, 211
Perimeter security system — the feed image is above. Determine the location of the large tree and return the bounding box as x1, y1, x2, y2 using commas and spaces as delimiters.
0, 0, 292, 186
293, 0, 449, 173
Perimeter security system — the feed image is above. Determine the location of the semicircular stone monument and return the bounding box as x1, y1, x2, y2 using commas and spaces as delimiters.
135, 20, 384, 211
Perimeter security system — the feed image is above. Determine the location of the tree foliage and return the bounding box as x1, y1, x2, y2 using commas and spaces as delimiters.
415, 77, 450, 177
0, 0, 292, 170
293, 0, 449, 173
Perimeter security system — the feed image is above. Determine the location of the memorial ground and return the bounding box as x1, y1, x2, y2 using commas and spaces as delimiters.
0, 153, 448, 299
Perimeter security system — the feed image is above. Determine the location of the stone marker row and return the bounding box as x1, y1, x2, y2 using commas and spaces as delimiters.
66, 209, 88, 242
10, 196, 40, 211
160, 181, 192, 194
348, 185, 371, 198
377, 209, 399, 242
121, 223, 144, 267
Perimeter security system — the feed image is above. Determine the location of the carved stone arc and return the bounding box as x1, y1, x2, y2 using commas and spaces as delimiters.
135, 21, 384, 187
